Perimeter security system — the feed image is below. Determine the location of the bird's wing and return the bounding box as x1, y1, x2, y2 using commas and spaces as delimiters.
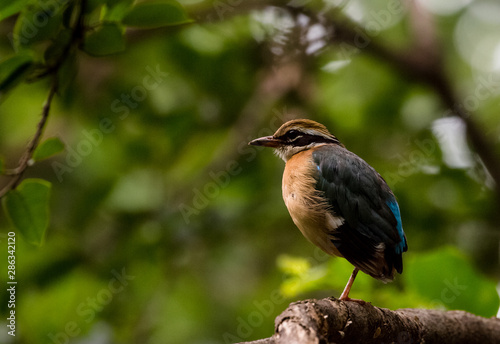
312, 145, 407, 279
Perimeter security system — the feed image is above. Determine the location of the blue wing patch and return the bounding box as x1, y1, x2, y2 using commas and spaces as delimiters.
386, 198, 406, 255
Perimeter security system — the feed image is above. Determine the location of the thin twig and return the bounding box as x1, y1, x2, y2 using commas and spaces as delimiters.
0, 0, 86, 198
0, 78, 58, 198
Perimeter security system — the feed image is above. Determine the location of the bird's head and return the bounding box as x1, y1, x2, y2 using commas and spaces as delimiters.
249, 119, 343, 161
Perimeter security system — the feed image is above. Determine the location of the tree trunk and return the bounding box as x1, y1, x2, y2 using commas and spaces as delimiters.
236, 297, 500, 344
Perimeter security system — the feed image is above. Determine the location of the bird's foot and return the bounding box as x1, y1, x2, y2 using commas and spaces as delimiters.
338, 296, 366, 305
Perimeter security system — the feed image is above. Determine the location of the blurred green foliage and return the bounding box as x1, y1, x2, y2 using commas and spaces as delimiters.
0, 0, 500, 343
279, 246, 498, 317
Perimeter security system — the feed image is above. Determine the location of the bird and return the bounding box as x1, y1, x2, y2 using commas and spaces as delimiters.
249, 119, 407, 301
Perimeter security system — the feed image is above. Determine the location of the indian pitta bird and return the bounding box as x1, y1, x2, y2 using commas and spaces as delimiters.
249, 119, 408, 301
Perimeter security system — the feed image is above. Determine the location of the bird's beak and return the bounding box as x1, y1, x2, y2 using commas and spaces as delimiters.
248, 136, 282, 148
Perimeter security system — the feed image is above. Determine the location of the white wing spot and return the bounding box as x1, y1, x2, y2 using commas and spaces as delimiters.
326, 213, 344, 230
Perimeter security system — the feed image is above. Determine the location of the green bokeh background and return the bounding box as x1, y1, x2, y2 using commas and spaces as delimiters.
1, 1, 499, 343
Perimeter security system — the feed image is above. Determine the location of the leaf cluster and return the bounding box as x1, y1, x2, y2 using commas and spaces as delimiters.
0, 0, 191, 245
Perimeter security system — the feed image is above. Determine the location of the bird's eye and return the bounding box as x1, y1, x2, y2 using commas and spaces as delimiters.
284, 130, 301, 141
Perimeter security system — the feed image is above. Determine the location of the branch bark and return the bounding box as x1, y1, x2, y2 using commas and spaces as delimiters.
0, 77, 58, 198
237, 297, 500, 344
0, 0, 86, 199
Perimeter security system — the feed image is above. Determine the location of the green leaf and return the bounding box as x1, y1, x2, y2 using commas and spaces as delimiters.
62, 1, 75, 28
13, 0, 66, 49
2, 178, 52, 246
33, 137, 65, 161
0, 54, 33, 96
44, 28, 72, 63
84, 0, 106, 14
104, 0, 134, 22
56, 51, 77, 96
44, 30, 77, 94
106, 0, 131, 7
122, 0, 192, 28
0, 0, 31, 21
83, 22, 126, 56
405, 247, 500, 317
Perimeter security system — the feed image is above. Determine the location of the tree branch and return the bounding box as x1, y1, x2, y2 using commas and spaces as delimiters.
188, 1, 500, 197
0, 78, 58, 198
324, 5, 500, 198
0, 0, 87, 198
238, 297, 500, 344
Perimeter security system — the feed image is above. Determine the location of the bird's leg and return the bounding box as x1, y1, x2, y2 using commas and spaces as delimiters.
339, 267, 358, 300
339, 267, 365, 304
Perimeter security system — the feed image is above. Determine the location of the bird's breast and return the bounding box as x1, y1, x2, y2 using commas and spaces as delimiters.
282, 150, 343, 257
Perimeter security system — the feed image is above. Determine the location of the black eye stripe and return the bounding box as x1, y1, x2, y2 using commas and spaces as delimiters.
276, 130, 340, 146
287, 133, 339, 146
282, 130, 301, 141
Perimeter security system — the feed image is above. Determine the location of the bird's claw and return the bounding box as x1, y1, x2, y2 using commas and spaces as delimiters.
338, 297, 366, 305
